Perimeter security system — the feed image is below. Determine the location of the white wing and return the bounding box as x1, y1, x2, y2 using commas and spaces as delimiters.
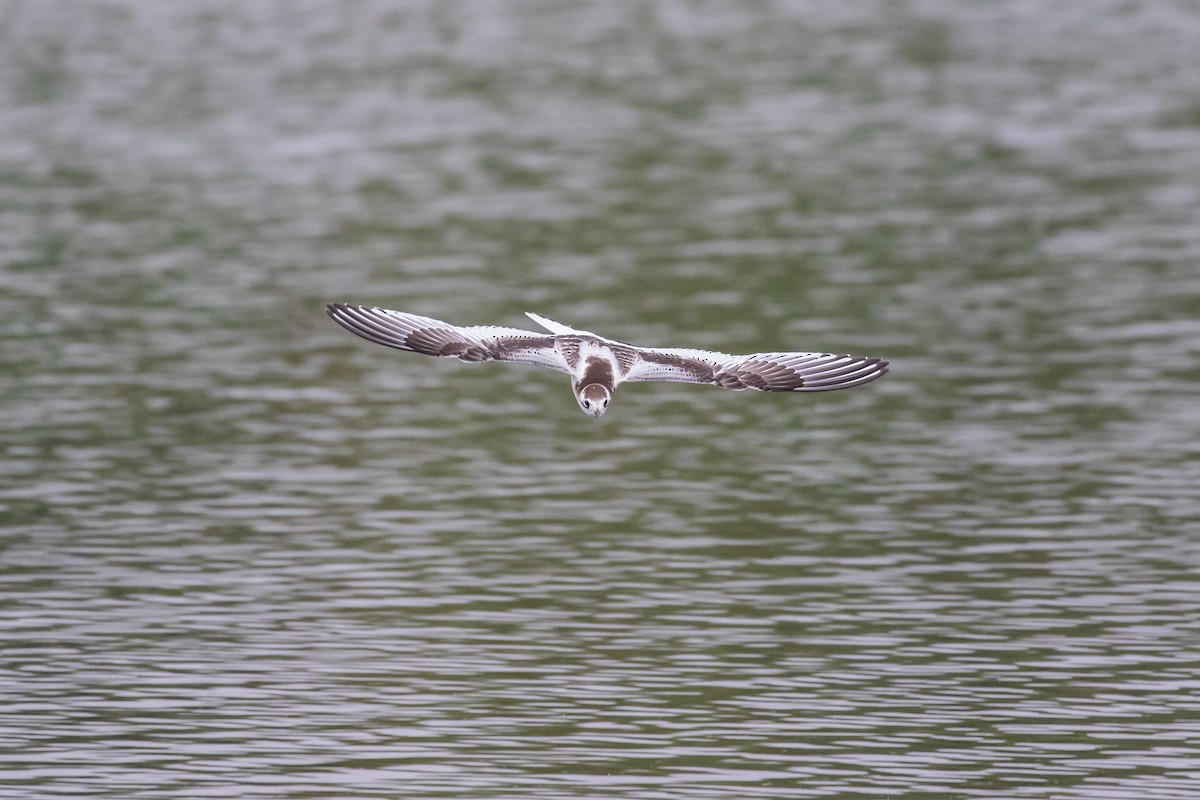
626, 345, 888, 392
327, 304, 570, 374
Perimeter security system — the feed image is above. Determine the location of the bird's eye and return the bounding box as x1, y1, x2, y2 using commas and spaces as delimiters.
602, 399, 608, 407
582, 400, 591, 409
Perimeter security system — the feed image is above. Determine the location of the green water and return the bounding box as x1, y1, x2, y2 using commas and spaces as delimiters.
2, 2, 1198, 797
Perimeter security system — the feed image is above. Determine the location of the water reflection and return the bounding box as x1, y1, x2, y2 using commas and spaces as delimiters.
2, 1, 1199, 798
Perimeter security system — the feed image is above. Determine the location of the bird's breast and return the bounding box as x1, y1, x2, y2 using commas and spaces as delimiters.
574, 351, 617, 390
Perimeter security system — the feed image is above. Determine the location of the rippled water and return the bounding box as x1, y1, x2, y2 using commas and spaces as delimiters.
2, 1, 1199, 797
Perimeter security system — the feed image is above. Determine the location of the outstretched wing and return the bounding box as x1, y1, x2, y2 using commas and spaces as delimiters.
625, 345, 888, 392
326, 304, 568, 374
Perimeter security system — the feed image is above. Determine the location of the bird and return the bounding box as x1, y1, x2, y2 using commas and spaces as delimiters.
325, 303, 888, 418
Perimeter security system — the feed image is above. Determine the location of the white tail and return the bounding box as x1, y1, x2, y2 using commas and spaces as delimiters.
525, 312, 590, 336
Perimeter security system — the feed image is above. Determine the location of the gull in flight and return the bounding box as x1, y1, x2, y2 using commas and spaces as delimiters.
326, 303, 888, 418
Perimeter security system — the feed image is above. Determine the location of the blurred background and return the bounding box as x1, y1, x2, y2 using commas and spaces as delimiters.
1, 1, 1198, 797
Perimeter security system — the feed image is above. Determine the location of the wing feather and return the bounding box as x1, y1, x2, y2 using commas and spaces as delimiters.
626, 345, 887, 392
326, 304, 568, 373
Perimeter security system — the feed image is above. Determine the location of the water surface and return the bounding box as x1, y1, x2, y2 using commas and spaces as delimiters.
2, 1, 1199, 797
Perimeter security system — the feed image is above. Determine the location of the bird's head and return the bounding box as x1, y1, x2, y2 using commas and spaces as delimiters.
576, 383, 611, 418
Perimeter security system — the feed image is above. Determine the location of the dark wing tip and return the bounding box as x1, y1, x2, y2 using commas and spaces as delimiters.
325, 302, 414, 351
325, 303, 497, 362
794, 356, 888, 391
